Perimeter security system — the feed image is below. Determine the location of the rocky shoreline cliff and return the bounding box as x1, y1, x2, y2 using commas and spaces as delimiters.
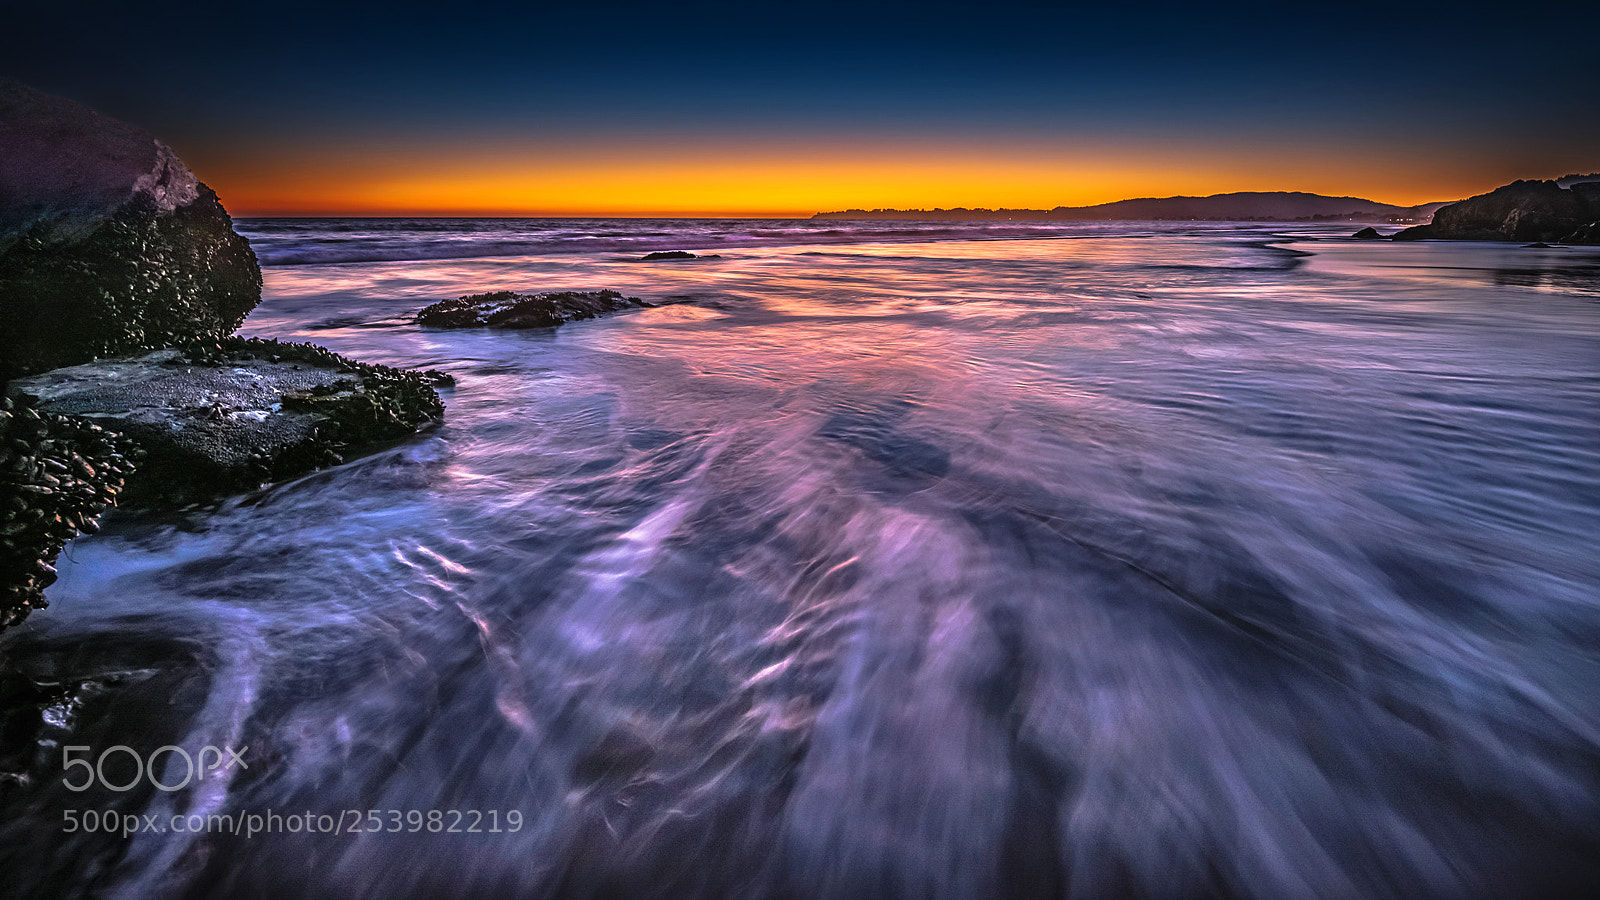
1392, 178, 1600, 244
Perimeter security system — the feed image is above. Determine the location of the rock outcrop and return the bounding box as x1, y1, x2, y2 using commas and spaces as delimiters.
1352, 227, 1385, 240
6, 339, 447, 508
0, 81, 262, 378
1392, 180, 1600, 244
416, 289, 650, 329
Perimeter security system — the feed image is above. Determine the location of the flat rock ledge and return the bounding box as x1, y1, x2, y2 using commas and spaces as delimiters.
1, 338, 449, 632
4, 340, 448, 626
416, 289, 650, 329
6, 337, 447, 515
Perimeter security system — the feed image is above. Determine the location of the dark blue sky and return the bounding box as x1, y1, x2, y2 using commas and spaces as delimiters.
6, 1, 1595, 214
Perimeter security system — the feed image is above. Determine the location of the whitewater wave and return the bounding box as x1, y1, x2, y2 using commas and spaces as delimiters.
233, 218, 1249, 266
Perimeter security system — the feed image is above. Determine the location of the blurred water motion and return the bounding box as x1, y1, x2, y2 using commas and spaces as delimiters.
4, 224, 1599, 898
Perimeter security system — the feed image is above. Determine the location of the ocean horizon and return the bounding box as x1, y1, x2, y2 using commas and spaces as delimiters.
235, 216, 1379, 267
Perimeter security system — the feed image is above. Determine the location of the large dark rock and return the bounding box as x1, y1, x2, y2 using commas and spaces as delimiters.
416, 289, 650, 329
6, 339, 446, 509
0, 81, 262, 379
1392, 179, 1600, 244
1351, 227, 1385, 240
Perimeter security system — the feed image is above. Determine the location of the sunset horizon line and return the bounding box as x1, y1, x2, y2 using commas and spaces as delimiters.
225, 188, 1448, 220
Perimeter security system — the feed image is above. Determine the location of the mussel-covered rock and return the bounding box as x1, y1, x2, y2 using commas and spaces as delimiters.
6, 338, 446, 508
416, 289, 650, 329
0, 394, 138, 630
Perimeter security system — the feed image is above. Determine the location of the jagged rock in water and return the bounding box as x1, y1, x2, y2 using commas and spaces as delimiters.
416, 289, 651, 329
0, 394, 138, 629
1392, 179, 1600, 244
6, 339, 446, 508
1351, 227, 1385, 240
640, 250, 708, 260
0, 81, 262, 378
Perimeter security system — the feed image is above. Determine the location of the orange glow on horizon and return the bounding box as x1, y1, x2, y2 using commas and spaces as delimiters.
184, 134, 1581, 218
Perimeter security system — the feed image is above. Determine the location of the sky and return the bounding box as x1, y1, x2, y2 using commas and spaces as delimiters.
5, 1, 1596, 217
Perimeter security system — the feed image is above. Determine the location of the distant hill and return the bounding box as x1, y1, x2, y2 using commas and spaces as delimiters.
813, 191, 1449, 223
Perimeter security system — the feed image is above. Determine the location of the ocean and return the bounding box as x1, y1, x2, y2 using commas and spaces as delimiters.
4, 219, 1599, 898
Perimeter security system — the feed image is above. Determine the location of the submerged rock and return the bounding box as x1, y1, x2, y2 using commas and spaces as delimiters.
0, 395, 138, 629
6, 339, 445, 508
1351, 227, 1385, 240
416, 289, 650, 329
1392, 179, 1599, 244
0, 632, 213, 886
0, 81, 262, 379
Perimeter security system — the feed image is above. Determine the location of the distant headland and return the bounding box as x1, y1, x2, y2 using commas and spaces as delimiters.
813, 191, 1452, 223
